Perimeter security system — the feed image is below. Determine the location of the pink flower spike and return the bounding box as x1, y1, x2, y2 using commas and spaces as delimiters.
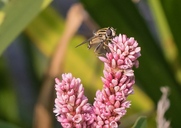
54, 73, 94, 127
91, 33, 140, 126
54, 33, 141, 127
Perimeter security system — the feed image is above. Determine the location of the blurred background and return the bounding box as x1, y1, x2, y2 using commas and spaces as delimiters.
0, 0, 181, 128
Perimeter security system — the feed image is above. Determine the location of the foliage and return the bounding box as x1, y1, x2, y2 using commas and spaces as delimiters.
132, 116, 147, 128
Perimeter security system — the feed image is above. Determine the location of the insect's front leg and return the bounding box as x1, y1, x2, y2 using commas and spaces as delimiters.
94, 43, 107, 56
103, 38, 114, 46
94, 42, 103, 53
87, 44, 91, 49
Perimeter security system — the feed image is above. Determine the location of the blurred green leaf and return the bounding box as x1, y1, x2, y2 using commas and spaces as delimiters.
148, 0, 181, 84
132, 116, 147, 128
0, 89, 19, 124
160, 0, 181, 58
0, 121, 20, 128
25, 6, 65, 57
0, 56, 20, 124
0, 0, 52, 56
25, 6, 103, 101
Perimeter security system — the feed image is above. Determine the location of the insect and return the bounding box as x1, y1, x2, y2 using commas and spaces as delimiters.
76, 27, 116, 54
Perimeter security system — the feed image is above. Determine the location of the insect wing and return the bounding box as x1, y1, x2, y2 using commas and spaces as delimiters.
89, 35, 105, 45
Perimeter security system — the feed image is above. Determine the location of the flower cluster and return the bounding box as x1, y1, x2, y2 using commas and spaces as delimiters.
53, 73, 95, 128
54, 34, 141, 128
92, 34, 141, 127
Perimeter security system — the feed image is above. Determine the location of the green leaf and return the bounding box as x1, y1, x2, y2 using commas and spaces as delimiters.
147, 0, 181, 84
25, 6, 65, 57
132, 116, 147, 128
0, 121, 20, 128
159, 0, 181, 58
0, 0, 52, 56
25, 6, 103, 100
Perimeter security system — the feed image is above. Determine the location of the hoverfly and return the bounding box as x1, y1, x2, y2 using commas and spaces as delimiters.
76, 27, 116, 54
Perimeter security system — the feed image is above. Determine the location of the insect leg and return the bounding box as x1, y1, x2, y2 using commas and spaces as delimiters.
94, 42, 103, 53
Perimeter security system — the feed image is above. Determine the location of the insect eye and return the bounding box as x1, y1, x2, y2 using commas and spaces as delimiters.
106, 29, 112, 36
